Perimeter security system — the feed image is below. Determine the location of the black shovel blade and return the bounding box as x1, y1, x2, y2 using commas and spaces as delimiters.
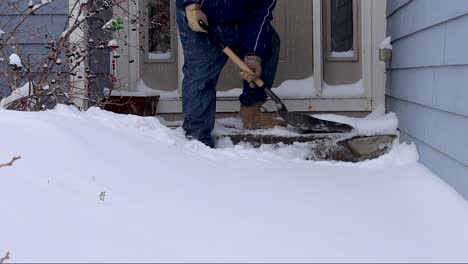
278, 110, 354, 133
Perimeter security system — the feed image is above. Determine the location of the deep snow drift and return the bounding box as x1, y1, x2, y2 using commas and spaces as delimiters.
1, 105, 468, 263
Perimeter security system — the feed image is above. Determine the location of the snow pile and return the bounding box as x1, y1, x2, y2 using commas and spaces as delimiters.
105, 80, 179, 99
111, 76, 363, 100
313, 104, 398, 136
322, 79, 364, 97
0, 82, 31, 108
148, 52, 172, 60
380, 36, 393, 50
217, 76, 364, 98
0, 29, 5, 37
1, 105, 468, 262
331, 50, 355, 58
211, 105, 398, 138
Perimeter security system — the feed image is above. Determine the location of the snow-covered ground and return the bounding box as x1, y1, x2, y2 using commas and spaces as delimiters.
1, 105, 468, 262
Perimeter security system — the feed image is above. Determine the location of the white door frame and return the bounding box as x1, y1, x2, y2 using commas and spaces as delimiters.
362, 0, 373, 105
85, 0, 385, 114
370, 0, 387, 110
313, 0, 323, 97
113, 0, 140, 91
68, 0, 88, 109
170, 0, 328, 113
68, 0, 386, 113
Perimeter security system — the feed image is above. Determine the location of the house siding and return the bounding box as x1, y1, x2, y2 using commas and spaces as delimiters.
0, 0, 111, 103
386, 0, 468, 199
0, 0, 69, 96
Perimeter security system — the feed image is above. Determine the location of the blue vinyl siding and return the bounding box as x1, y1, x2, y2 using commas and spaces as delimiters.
0, 0, 68, 96
386, 0, 468, 199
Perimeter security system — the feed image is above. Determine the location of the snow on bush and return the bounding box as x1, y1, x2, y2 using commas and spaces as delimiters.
0, 82, 31, 109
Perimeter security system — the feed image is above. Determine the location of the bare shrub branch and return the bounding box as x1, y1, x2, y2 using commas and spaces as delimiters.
0, 156, 21, 169
0, 252, 10, 264
1, 0, 161, 111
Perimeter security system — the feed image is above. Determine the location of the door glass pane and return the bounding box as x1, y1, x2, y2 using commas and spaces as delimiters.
147, 0, 171, 60
330, 0, 353, 56
217, 0, 314, 98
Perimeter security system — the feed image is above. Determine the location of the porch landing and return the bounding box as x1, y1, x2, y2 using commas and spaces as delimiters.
219, 133, 396, 162
159, 115, 398, 162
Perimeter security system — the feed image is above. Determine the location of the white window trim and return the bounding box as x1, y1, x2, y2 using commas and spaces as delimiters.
370, 0, 387, 110
68, 0, 87, 109
177, 32, 184, 98
361, 0, 373, 106
111, 0, 140, 91
313, 0, 323, 98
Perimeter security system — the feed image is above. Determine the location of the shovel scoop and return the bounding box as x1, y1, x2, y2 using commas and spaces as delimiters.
199, 21, 353, 133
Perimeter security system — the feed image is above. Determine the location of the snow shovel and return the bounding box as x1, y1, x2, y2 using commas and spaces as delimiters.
199, 21, 353, 133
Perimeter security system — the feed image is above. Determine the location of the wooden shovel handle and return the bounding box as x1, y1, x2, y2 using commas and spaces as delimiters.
222, 47, 265, 88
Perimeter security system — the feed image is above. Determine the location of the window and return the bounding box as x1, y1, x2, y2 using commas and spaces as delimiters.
147, 0, 172, 61
326, 0, 358, 61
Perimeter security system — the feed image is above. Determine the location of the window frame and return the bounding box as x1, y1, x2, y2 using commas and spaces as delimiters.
325, 0, 359, 62
143, 0, 177, 64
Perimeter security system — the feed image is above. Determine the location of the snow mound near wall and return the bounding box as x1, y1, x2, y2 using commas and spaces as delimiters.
314, 104, 398, 136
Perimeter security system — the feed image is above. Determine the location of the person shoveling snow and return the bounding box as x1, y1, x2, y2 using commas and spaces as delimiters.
177, 0, 351, 148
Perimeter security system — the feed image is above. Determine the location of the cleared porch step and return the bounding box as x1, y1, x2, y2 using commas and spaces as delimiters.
216, 132, 397, 162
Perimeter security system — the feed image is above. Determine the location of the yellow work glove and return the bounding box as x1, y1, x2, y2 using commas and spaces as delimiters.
240, 54, 262, 88
185, 4, 208, 33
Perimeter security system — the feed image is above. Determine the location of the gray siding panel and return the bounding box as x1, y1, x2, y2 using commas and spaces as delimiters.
444, 14, 468, 65
388, 66, 468, 117
386, 0, 412, 17
387, 0, 468, 41
2, 14, 69, 44
390, 13, 468, 69
0, 0, 68, 15
390, 23, 446, 69
387, 68, 435, 107
432, 66, 468, 117
386, 1, 468, 199
0, 0, 68, 98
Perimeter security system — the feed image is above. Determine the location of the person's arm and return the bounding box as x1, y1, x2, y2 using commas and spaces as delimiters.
241, 0, 277, 59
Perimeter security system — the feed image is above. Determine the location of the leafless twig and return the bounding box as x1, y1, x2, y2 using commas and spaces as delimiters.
0, 252, 10, 264
0, 156, 21, 169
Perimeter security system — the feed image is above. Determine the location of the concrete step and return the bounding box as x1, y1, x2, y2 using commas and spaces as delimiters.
157, 116, 398, 162
216, 132, 397, 162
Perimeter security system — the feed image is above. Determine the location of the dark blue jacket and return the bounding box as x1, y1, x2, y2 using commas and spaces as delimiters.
176, 0, 277, 59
